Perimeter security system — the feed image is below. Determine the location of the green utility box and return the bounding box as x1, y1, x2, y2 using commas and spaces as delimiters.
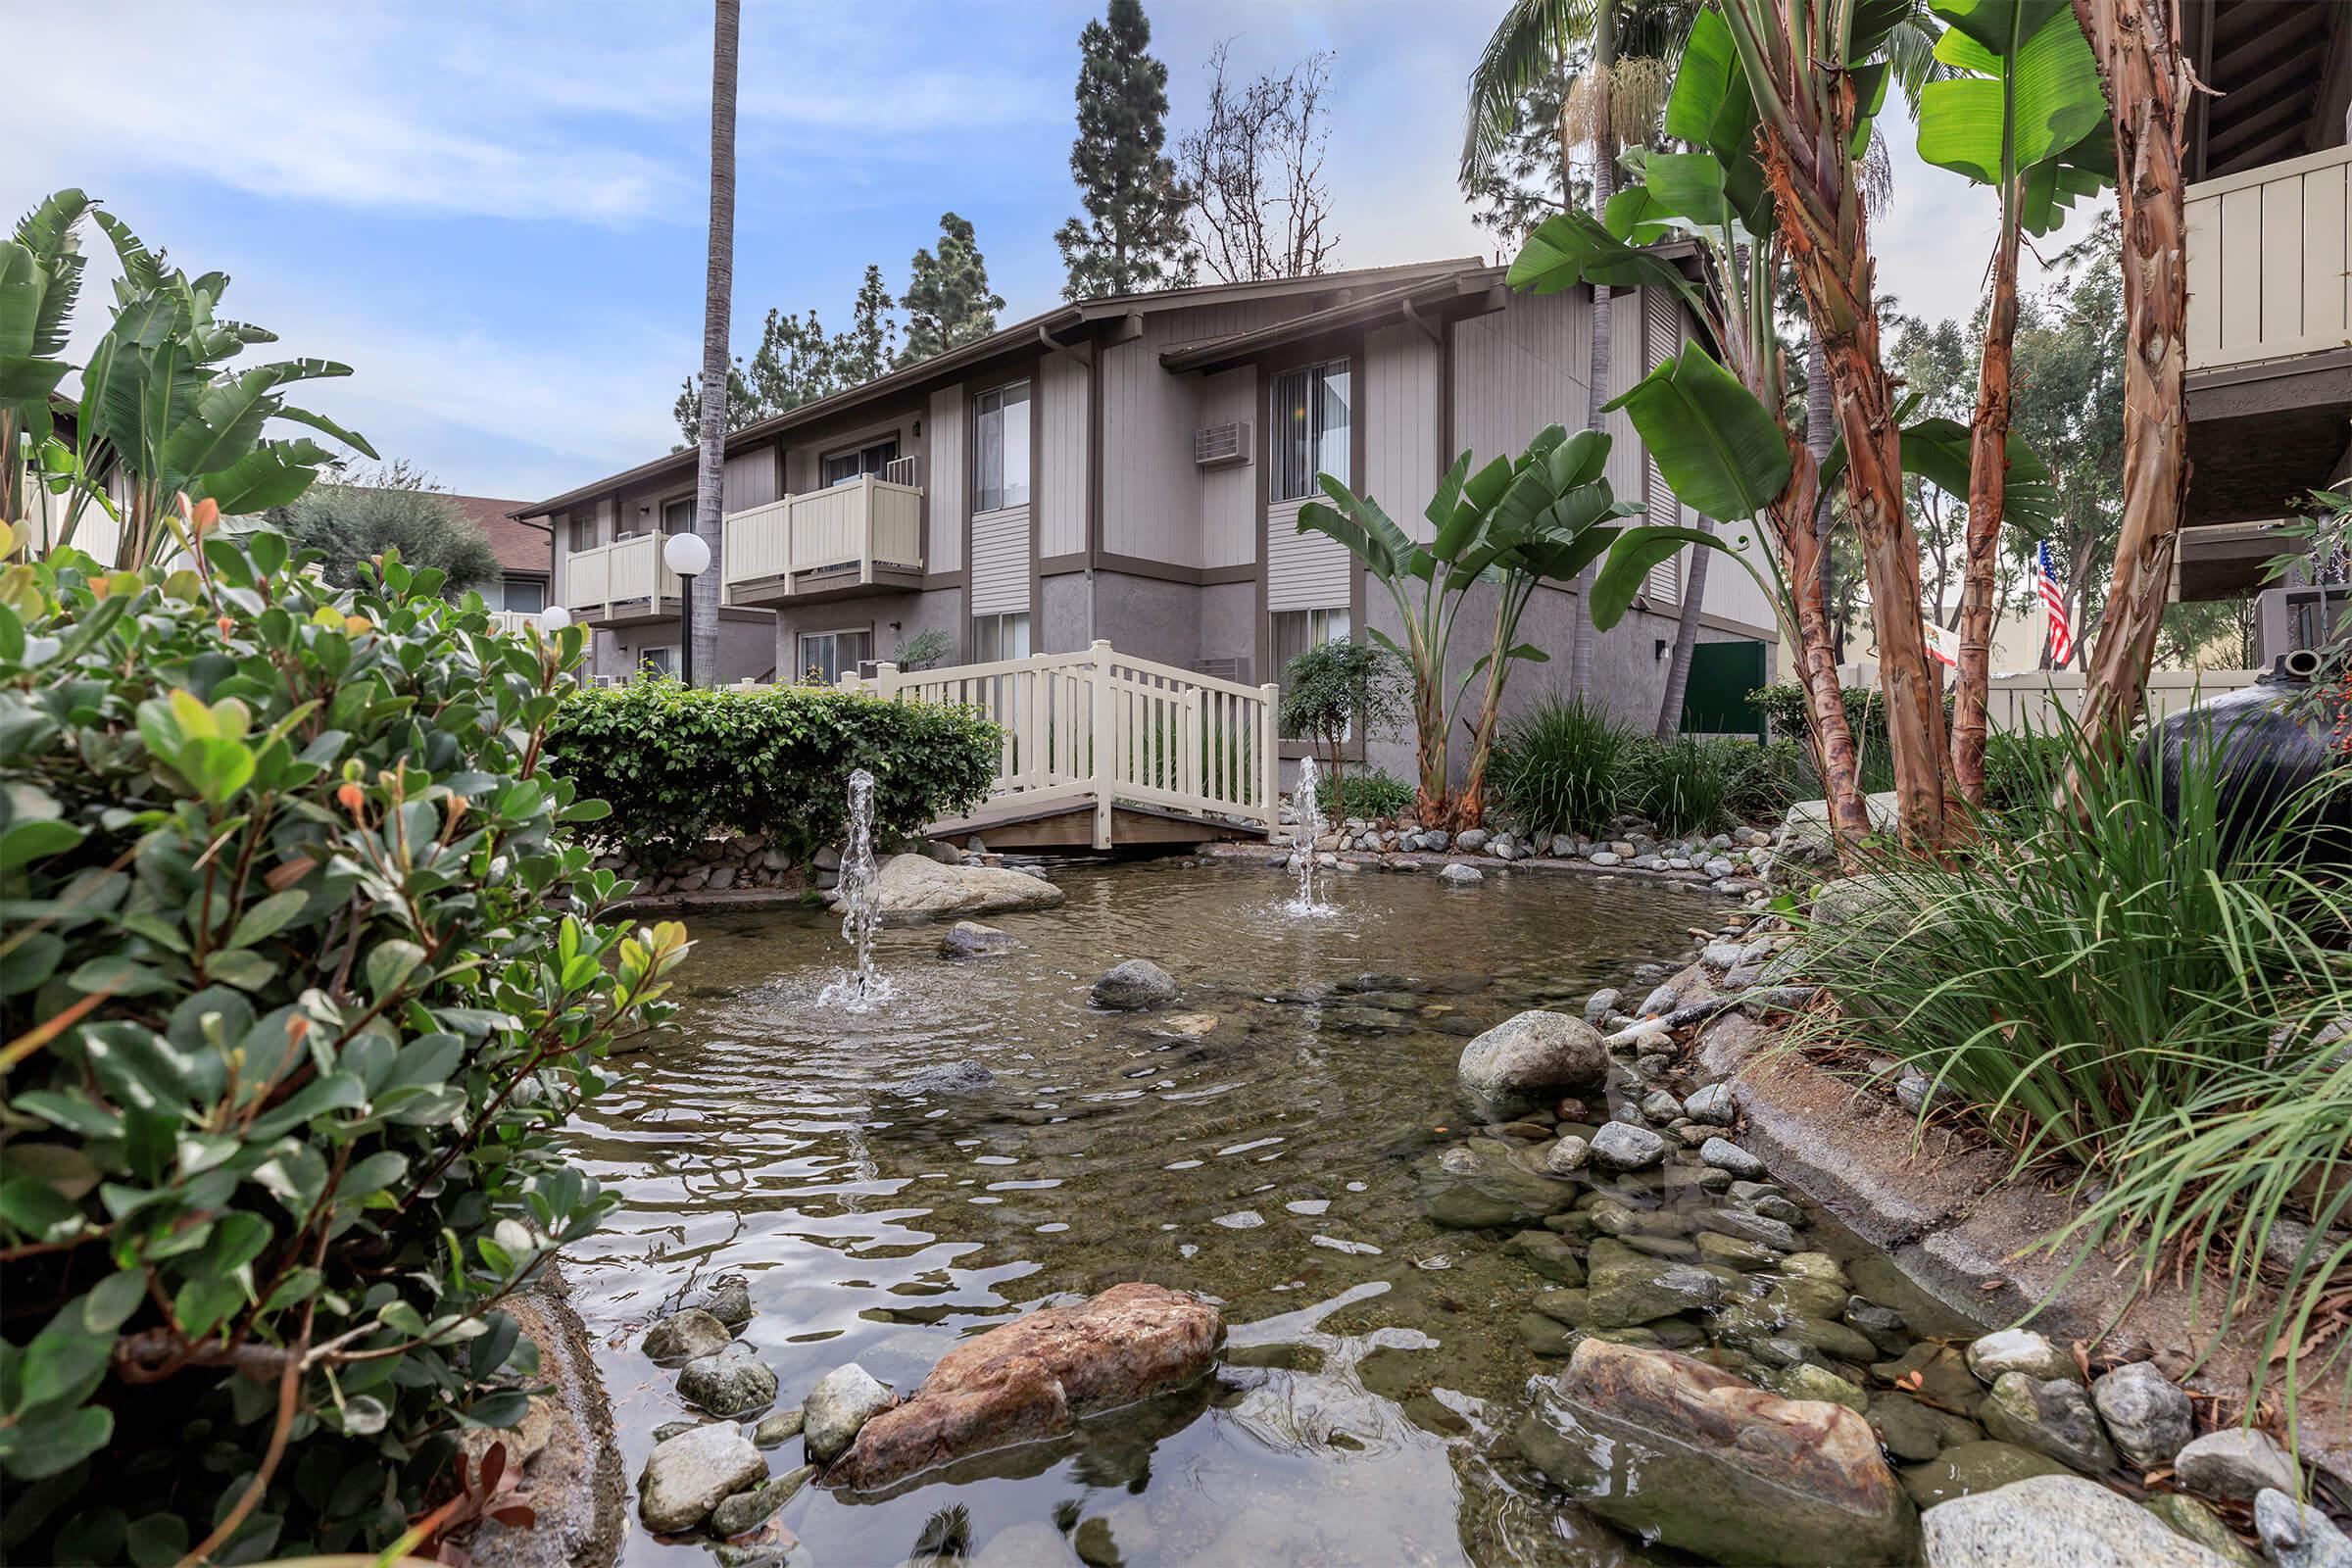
1682, 640, 1769, 739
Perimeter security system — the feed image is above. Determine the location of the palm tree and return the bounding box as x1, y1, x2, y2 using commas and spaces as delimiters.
1464, 0, 1692, 705
689, 0, 740, 687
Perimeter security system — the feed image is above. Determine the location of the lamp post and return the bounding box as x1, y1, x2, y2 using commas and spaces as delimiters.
663, 531, 713, 686
539, 605, 572, 632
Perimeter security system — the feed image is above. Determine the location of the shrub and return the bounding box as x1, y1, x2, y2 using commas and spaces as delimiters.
1710, 737, 1810, 823
547, 679, 999, 864
1789, 728, 2351, 1434
1627, 737, 1733, 836
1317, 768, 1415, 820
1279, 639, 1408, 804
1488, 695, 1633, 839
0, 523, 688, 1562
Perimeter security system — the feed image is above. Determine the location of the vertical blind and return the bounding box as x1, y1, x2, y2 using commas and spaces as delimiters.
1270, 360, 1350, 502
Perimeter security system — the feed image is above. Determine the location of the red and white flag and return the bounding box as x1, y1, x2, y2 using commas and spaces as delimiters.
2037, 542, 2074, 665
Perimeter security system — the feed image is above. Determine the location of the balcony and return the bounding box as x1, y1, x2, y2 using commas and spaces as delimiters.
2186, 144, 2352, 374
722, 471, 925, 608
564, 532, 682, 626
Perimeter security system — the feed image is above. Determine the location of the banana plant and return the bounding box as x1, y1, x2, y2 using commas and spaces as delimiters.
1298, 424, 1642, 828
1916, 0, 2112, 803
0, 190, 95, 532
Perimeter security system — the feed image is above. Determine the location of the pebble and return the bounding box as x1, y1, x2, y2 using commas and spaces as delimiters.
1698, 1137, 1766, 1179
1583, 987, 1621, 1024
1544, 1135, 1591, 1173
752, 1406, 805, 1447
1588, 1121, 1668, 1172
1967, 1329, 2076, 1385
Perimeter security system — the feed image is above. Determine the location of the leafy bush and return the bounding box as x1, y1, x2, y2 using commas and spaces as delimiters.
1751, 681, 1899, 797
547, 679, 999, 864
262, 462, 501, 592
1488, 695, 1634, 838
0, 522, 687, 1563
1279, 639, 1408, 802
1789, 728, 2351, 1432
1317, 768, 1415, 820
1710, 737, 1810, 823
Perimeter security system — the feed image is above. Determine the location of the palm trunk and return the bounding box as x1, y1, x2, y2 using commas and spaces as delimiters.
1572, 16, 1616, 702
1655, 518, 1714, 738
691, 0, 740, 688
2067, 0, 2189, 764
1951, 194, 2023, 806
1762, 135, 1946, 853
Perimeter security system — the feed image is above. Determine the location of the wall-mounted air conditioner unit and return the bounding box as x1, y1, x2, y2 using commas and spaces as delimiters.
1194, 420, 1250, 468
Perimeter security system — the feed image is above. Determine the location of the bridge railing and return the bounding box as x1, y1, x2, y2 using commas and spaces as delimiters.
839, 639, 1280, 848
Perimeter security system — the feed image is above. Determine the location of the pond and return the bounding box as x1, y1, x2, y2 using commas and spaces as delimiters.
557, 859, 1977, 1567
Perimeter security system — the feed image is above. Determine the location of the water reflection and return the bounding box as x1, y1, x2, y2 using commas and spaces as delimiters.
560, 861, 1722, 1566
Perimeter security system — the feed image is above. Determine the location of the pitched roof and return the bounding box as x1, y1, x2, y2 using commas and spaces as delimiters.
514, 257, 1489, 519
442, 494, 549, 575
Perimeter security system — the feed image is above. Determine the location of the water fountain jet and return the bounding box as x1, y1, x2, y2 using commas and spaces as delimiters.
818, 766, 892, 1009
1288, 756, 1333, 914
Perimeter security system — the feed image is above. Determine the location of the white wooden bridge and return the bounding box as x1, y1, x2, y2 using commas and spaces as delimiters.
837, 641, 1281, 850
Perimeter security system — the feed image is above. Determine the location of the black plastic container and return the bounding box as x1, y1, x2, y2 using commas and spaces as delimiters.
2143, 649, 2352, 859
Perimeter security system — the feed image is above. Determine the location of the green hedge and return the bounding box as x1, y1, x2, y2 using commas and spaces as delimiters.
546, 679, 1000, 863
0, 531, 686, 1561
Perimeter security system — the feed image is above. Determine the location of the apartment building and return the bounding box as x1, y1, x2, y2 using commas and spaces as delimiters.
517, 259, 1781, 761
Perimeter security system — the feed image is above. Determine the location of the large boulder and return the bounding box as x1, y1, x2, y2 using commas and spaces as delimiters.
1921, 1474, 2232, 1568
636, 1422, 766, 1534
1516, 1339, 1914, 1567
1457, 1010, 1607, 1115
1413, 1139, 1574, 1229
830, 854, 1063, 925
829, 1283, 1222, 1491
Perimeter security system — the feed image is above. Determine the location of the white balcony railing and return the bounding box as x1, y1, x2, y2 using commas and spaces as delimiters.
485, 608, 545, 637
721, 473, 924, 601
2186, 144, 2352, 373
563, 532, 680, 618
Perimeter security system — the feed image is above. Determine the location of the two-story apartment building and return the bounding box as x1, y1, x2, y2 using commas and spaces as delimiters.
2177, 0, 2352, 660
518, 259, 1780, 759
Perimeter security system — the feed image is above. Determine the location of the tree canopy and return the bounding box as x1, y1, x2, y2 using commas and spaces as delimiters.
900, 213, 1006, 366
265, 462, 501, 591
1056, 0, 1196, 299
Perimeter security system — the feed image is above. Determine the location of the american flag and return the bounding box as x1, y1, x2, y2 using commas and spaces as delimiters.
2037, 542, 2074, 666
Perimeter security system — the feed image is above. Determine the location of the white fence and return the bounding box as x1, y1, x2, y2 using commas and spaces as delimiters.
721, 475, 925, 601
1835, 663, 2267, 734
839, 640, 1280, 848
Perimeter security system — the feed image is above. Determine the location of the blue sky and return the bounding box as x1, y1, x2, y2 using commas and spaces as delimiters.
11, 0, 2079, 506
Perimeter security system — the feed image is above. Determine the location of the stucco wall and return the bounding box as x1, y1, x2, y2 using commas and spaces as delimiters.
767, 587, 965, 679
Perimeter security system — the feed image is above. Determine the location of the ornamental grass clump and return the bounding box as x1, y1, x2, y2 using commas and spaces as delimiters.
0, 518, 687, 1562
1488, 695, 1632, 838
1790, 720, 2351, 1437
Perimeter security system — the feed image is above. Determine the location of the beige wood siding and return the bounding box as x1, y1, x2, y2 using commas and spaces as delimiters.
970, 505, 1030, 613
722, 447, 778, 513
2186, 145, 2352, 371
1200, 367, 1257, 568
1449, 286, 1590, 466
1100, 333, 1201, 566
1038, 353, 1089, 558
927, 383, 964, 572
1266, 496, 1351, 612
1363, 323, 1443, 542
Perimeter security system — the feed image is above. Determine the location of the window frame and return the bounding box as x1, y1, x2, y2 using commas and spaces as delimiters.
1268, 357, 1351, 503
821, 435, 903, 488
971, 379, 1033, 514
502, 577, 547, 614
971, 611, 1032, 665
796, 625, 874, 686
1271, 606, 1355, 741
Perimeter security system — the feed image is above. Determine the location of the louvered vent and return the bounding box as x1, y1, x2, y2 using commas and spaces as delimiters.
1194, 420, 1250, 467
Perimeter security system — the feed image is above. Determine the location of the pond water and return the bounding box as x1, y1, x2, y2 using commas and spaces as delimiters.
557, 860, 1975, 1568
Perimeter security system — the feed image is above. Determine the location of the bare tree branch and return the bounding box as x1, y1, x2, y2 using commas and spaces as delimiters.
1177, 43, 1340, 284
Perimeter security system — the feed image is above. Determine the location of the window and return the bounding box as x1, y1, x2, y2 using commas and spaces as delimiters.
502, 577, 547, 614
823, 437, 901, 487
566, 512, 600, 553
660, 498, 695, 534
1270, 359, 1350, 502
636, 646, 676, 678
973, 381, 1031, 513
798, 627, 872, 686
972, 612, 1030, 664
1272, 607, 1352, 739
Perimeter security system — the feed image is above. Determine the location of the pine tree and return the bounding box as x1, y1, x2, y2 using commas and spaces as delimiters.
1054, 0, 1195, 300
897, 213, 1005, 368
835, 264, 900, 385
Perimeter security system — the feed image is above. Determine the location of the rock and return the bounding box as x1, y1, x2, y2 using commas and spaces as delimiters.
1455, 828, 1490, 853
1439, 862, 1484, 885
1809, 872, 1918, 945
694, 1278, 754, 1328
1699, 1137, 1767, 1179
1703, 942, 1746, 969
1843, 1299, 1912, 1357
1705, 857, 1738, 880
1504, 1229, 1587, 1284
2145, 1494, 2267, 1568
652, 1419, 703, 1445
1901, 1442, 2073, 1510
2254, 1489, 2352, 1568
1692, 1206, 1801, 1253
1415, 1139, 1573, 1229
814, 845, 843, 871
830, 854, 1063, 924
1756, 1361, 1870, 1412
1545, 1135, 1591, 1174
1517, 1340, 1913, 1567
643, 1308, 734, 1364
896, 1058, 997, 1096
1921, 1473, 2233, 1568
1640, 1090, 1683, 1123
1519, 1312, 1578, 1355
1588, 1121, 1668, 1172
1589, 850, 1623, 866
2173, 1428, 2299, 1503
1586, 1239, 1726, 1328
1693, 1230, 1778, 1270
2092, 1361, 2194, 1469
1876, 1345, 1984, 1409
636, 1422, 766, 1534
940, 920, 1023, 958
710, 1465, 812, 1539
1583, 987, 1621, 1024
1684, 1083, 1737, 1125
1869, 1392, 1983, 1462
803, 1363, 897, 1466
831, 1283, 1223, 1490
1456, 1010, 1608, 1116
679, 1343, 778, 1418
1639, 983, 1680, 1016
751, 1407, 804, 1447
1966, 1329, 2075, 1385
1091, 958, 1178, 1010
1976, 1373, 2118, 1475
